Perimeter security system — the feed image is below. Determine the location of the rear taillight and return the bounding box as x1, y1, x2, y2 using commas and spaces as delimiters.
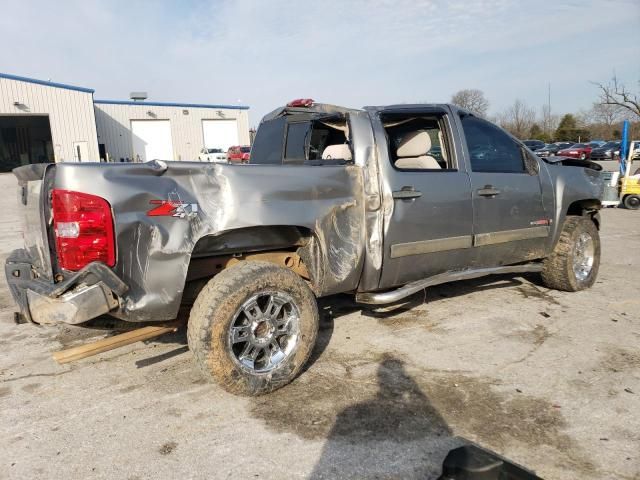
52, 189, 116, 271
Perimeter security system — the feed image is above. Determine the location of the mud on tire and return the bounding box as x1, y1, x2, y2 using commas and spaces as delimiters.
187, 261, 319, 396
541, 216, 600, 292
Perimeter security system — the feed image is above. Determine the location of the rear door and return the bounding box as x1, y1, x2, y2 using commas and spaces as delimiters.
457, 114, 550, 266
376, 108, 474, 288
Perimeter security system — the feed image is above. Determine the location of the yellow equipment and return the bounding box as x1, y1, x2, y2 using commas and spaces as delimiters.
621, 140, 640, 210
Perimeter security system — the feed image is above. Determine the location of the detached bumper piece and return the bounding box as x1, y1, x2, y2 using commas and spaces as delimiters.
5, 249, 128, 325
437, 445, 542, 480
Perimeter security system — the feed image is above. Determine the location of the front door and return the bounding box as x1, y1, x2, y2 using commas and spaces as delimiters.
458, 114, 550, 267
377, 109, 474, 288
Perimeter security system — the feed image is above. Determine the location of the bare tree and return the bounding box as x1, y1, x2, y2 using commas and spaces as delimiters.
451, 89, 489, 117
540, 104, 559, 139
594, 76, 640, 118
498, 99, 536, 139
585, 102, 625, 126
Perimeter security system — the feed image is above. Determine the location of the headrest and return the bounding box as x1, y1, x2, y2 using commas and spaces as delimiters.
397, 131, 431, 157
322, 144, 352, 160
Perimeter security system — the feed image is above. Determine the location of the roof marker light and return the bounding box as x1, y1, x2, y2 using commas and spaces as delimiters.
287, 98, 314, 107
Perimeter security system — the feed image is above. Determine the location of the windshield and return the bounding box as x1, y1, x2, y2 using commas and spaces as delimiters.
240, 147, 251, 153
207, 148, 223, 153
570, 144, 586, 148
601, 142, 619, 148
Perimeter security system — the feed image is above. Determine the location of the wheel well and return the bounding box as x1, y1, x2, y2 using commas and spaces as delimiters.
191, 225, 311, 257
185, 226, 318, 296
566, 199, 601, 229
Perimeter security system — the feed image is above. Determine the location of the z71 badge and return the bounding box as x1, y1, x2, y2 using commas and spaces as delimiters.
147, 199, 199, 218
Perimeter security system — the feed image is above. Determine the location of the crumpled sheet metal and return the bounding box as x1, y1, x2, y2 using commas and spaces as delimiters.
53, 160, 367, 322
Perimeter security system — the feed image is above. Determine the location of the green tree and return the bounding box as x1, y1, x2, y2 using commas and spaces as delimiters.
555, 114, 590, 142
529, 123, 543, 139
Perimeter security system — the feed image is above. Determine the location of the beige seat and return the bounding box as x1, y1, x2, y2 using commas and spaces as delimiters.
322, 144, 352, 160
395, 130, 441, 169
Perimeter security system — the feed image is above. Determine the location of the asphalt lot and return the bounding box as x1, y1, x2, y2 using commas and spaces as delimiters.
0, 172, 638, 480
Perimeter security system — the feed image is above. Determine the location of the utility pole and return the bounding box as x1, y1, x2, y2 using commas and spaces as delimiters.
547, 82, 551, 137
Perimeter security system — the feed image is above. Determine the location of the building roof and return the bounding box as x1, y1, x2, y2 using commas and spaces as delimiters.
94, 99, 250, 110
0, 72, 250, 110
0, 72, 95, 94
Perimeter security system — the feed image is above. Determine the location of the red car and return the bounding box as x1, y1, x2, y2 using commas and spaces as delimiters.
557, 143, 592, 160
227, 145, 251, 164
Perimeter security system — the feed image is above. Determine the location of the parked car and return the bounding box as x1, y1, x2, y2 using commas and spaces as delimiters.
227, 145, 251, 164
6, 101, 604, 396
633, 141, 640, 161
523, 140, 546, 151
590, 141, 621, 161
557, 143, 592, 160
198, 148, 227, 163
535, 142, 574, 157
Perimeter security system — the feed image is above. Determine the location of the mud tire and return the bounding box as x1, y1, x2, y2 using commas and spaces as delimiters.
541, 216, 600, 292
187, 261, 318, 396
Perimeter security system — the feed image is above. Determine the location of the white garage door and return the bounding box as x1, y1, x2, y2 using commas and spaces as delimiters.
131, 120, 174, 161
202, 119, 238, 152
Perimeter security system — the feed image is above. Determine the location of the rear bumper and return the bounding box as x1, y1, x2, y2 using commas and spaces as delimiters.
5, 250, 128, 325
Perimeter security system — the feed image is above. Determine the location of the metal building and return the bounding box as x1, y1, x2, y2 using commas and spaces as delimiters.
0, 72, 251, 172
0, 73, 100, 172
94, 100, 250, 162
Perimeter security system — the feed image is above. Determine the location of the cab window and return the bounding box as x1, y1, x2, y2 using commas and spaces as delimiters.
382, 114, 454, 170
283, 117, 351, 165
460, 115, 525, 173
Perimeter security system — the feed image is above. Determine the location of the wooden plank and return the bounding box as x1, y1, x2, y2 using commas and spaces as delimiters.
52, 325, 178, 364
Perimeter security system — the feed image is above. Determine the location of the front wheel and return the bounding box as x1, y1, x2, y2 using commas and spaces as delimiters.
623, 195, 640, 210
541, 216, 600, 291
580, 153, 586, 160
187, 261, 319, 395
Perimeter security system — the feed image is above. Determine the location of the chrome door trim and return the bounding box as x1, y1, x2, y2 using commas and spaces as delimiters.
473, 226, 550, 247
390, 235, 473, 258
389, 225, 550, 259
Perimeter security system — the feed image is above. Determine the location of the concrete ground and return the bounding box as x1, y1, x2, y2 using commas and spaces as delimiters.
0, 172, 638, 480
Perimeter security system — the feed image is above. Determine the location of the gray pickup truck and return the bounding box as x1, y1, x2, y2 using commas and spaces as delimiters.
6, 101, 604, 395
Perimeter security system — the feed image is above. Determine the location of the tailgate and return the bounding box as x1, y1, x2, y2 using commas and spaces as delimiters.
13, 164, 54, 280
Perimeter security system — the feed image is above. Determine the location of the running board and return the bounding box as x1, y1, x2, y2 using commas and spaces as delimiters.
355, 264, 543, 305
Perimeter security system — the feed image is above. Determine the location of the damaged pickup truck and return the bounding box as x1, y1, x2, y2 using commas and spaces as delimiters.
6, 100, 604, 395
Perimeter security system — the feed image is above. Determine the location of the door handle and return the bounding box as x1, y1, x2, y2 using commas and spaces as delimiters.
477, 185, 500, 197
393, 186, 422, 200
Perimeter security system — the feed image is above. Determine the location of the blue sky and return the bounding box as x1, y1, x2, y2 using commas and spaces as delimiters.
1, 0, 638, 125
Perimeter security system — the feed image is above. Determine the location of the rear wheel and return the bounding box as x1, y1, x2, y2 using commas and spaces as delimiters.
187, 261, 318, 396
541, 216, 600, 291
623, 195, 640, 210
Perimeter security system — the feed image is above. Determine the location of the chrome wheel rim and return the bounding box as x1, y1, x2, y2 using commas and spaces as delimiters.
573, 232, 595, 281
228, 291, 300, 374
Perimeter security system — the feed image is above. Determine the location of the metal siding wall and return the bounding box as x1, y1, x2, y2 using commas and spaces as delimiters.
0, 77, 99, 162
94, 103, 250, 161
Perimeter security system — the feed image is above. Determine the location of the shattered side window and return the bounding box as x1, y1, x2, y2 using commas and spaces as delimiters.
250, 117, 286, 164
